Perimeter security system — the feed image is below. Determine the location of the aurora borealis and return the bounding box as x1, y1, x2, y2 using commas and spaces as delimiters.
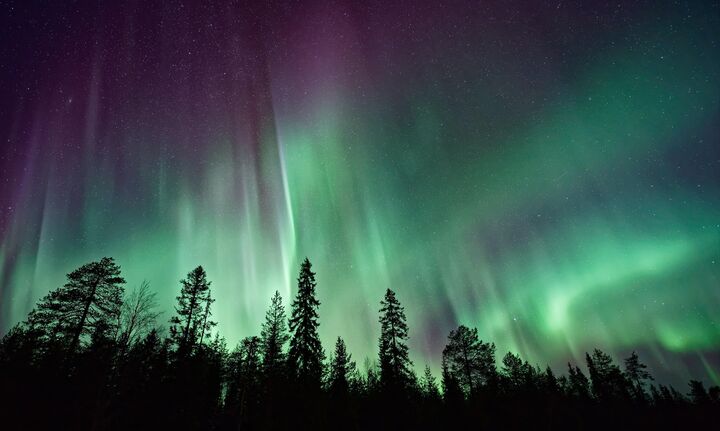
0, 0, 718, 388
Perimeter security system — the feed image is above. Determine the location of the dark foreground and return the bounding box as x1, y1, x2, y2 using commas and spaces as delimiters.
1, 257, 717, 430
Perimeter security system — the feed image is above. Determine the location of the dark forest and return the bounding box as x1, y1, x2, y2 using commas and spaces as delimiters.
0, 257, 716, 430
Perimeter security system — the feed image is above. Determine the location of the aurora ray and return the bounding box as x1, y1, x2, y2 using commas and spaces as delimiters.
0, 0, 718, 388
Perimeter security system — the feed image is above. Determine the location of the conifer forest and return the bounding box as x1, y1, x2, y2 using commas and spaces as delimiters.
0, 257, 717, 429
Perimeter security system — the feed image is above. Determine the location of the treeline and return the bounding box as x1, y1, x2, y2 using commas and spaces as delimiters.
0, 257, 717, 430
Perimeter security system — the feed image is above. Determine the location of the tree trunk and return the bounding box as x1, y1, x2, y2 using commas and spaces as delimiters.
463, 345, 474, 395
67, 277, 100, 362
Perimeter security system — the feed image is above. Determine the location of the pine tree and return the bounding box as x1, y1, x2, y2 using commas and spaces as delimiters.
441, 325, 496, 397
28, 257, 125, 359
624, 351, 653, 401
287, 258, 324, 388
169, 266, 215, 358
378, 288, 413, 391
260, 291, 289, 380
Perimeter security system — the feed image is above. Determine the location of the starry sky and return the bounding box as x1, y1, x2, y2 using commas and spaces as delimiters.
1, 1, 718, 387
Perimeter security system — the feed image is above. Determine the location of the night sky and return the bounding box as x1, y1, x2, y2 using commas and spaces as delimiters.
1, 1, 718, 387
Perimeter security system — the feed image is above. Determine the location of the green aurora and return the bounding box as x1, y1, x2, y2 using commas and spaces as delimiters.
0, 1, 718, 386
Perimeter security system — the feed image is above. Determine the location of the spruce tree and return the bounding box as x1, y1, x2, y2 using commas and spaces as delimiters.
421, 365, 441, 400
28, 257, 125, 358
328, 337, 353, 395
287, 258, 324, 388
378, 288, 413, 391
260, 290, 289, 379
169, 266, 215, 357
543, 366, 560, 394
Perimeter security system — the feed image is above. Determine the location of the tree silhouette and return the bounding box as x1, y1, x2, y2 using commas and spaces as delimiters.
420, 365, 441, 401
653, 383, 682, 405
501, 352, 524, 390
708, 385, 720, 404
327, 336, 356, 425
287, 258, 324, 389
378, 288, 413, 392
169, 266, 215, 358
441, 355, 464, 404
364, 358, 381, 395
623, 351, 653, 401
260, 290, 289, 380
28, 257, 125, 360
114, 328, 170, 429
328, 336, 354, 396
442, 325, 496, 398
586, 349, 630, 401
688, 380, 710, 405
117, 281, 160, 355
0, 255, 718, 430
542, 366, 560, 394
226, 336, 262, 426
567, 363, 591, 399
197, 290, 217, 346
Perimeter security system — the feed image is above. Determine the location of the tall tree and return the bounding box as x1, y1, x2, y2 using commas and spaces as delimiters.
378, 288, 413, 391
197, 290, 217, 346
441, 325, 496, 397
169, 266, 215, 357
260, 291, 289, 380
287, 258, 324, 388
28, 257, 125, 358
